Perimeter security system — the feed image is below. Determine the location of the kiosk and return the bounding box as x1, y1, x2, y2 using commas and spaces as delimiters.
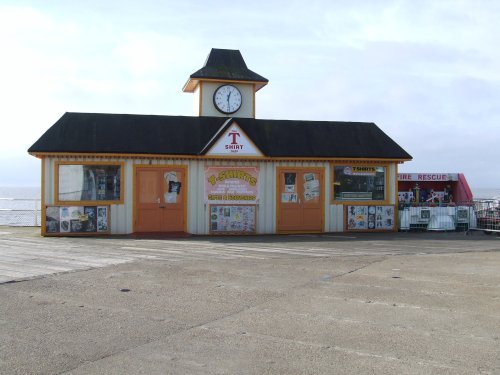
397, 173, 474, 231
29, 48, 412, 236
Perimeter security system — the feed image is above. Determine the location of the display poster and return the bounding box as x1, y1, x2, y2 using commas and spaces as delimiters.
281, 172, 320, 203
282, 172, 298, 203
163, 171, 182, 204
347, 205, 395, 231
205, 167, 259, 204
45, 205, 110, 235
210, 205, 256, 233
303, 172, 320, 202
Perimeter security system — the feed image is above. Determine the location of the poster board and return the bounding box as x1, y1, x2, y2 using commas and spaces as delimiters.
281, 171, 321, 203
209, 205, 256, 234
45, 205, 110, 236
346, 205, 395, 231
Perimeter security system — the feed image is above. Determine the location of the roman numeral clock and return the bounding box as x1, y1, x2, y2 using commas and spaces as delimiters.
182, 48, 268, 118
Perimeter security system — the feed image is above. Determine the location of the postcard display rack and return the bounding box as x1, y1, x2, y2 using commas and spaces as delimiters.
45, 205, 110, 235
346, 205, 395, 231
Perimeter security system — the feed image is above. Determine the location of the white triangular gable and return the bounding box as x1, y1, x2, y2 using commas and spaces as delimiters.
206, 122, 263, 157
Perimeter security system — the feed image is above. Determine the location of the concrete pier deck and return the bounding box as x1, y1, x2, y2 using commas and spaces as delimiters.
1, 227, 499, 374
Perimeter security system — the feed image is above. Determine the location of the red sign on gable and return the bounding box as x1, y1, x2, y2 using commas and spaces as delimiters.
206, 123, 262, 156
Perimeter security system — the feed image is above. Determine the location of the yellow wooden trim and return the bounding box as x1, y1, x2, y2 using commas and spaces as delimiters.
30, 152, 410, 164
183, 77, 268, 93
132, 164, 136, 232
388, 164, 392, 205
41, 157, 46, 236
184, 165, 188, 233
275, 166, 325, 234
54, 161, 125, 205
197, 77, 268, 86
275, 167, 280, 229
201, 155, 267, 160
133, 164, 188, 233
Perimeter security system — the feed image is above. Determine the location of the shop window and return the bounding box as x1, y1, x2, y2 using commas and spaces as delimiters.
57, 163, 122, 203
333, 166, 386, 201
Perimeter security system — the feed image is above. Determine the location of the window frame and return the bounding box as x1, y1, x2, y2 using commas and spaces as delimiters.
331, 163, 390, 205
54, 161, 125, 205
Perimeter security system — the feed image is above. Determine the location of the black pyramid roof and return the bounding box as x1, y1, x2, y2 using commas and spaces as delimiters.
190, 48, 268, 83
183, 49, 268, 92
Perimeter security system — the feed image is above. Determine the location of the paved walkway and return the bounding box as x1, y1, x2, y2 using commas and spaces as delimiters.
1, 227, 498, 284
0, 227, 499, 374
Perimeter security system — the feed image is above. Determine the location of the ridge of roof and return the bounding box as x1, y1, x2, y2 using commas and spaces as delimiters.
198, 117, 234, 155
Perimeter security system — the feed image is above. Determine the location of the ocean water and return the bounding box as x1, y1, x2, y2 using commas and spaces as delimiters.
472, 188, 500, 200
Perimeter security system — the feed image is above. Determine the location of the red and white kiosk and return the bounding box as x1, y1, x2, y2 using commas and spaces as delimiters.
398, 173, 473, 205
397, 173, 474, 231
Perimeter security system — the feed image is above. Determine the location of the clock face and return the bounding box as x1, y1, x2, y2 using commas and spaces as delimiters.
213, 85, 242, 114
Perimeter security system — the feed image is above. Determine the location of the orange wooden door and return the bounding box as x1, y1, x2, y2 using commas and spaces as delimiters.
277, 168, 323, 232
135, 167, 185, 232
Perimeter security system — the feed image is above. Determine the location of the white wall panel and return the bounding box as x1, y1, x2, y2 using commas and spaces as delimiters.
200, 82, 254, 118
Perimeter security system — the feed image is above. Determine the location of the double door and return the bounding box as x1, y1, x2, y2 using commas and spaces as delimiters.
135, 167, 186, 232
277, 168, 324, 232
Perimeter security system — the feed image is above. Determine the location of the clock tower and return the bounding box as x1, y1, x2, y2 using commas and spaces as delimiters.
183, 48, 268, 118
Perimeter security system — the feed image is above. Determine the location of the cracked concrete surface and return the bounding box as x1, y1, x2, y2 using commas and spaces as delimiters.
0, 227, 499, 374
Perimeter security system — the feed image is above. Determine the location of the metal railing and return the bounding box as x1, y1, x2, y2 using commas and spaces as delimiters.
398, 201, 475, 232
473, 199, 500, 234
0, 199, 41, 227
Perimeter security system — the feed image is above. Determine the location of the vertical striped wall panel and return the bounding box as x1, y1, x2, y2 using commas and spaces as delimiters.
42, 156, 400, 235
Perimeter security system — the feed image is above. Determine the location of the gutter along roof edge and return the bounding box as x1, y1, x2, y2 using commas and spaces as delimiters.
29, 151, 412, 163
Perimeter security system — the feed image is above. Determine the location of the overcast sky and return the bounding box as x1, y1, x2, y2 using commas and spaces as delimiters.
1, 0, 499, 189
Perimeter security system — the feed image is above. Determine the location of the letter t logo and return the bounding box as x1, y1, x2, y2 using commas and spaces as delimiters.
228, 130, 240, 144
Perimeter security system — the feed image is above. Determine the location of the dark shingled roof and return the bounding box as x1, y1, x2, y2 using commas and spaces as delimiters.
189, 48, 268, 83
28, 112, 412, 160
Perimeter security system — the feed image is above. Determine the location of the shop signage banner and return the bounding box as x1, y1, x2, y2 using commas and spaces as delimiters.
398, 173, 458, 182
205, 166, 259, 204
343, 166, 376, 176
